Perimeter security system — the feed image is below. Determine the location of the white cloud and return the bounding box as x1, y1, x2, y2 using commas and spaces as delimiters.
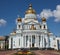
37, 9, 53, 19
53, 5, 60, 22
0, 19, 7, 26
37, 5, 60, 22
40, 9, 53, 19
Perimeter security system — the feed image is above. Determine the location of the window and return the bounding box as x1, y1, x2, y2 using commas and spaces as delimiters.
44, 25, 45, 29
40, 25, 41, 28
19, 25, 20, 28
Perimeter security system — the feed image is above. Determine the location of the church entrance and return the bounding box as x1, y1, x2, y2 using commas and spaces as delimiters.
32, 43, 34, 47
32, 35, 35, 47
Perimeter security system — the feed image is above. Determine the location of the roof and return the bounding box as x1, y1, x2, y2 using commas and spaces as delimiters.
0, 36, 5, 40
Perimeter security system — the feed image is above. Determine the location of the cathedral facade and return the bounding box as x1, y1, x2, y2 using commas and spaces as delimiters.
9, 4, 60, 50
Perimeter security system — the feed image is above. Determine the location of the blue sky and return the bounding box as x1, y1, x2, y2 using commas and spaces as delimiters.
0, 0, 60, 36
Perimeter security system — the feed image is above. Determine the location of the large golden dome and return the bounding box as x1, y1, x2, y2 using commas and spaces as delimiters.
25, 4, 36, 14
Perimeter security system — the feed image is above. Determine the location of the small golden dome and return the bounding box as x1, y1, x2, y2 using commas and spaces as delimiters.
13, 31, 16, 34
42, 17, 46, 22
10, 31, 16, 35
17, 17, 22, 22
25, 4, 36, 14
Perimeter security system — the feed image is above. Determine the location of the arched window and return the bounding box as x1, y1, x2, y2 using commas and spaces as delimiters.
40, 25, 41, 28
44, 25, 45, 29
19, 25, 20, 28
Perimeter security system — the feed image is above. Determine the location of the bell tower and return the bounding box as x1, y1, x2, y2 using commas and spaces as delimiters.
16, 16, 22, 33
41, 17, 48, 30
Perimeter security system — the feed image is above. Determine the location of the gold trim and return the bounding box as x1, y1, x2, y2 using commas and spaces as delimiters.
30, 24, 36, 30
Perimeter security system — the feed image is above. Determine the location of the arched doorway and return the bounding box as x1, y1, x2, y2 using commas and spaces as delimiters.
32, 35, 35, 47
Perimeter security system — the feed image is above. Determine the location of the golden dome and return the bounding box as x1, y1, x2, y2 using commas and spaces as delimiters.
25, 4, 36, 14
42, 17, 46, 22
17, 17, 22, 22
30, 24, 36, 30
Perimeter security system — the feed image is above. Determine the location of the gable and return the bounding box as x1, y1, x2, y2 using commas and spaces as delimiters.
24, 20, 39, 24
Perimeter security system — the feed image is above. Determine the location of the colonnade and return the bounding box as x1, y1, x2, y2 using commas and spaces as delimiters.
23, 35, 40, 48
23, 34, 49, 48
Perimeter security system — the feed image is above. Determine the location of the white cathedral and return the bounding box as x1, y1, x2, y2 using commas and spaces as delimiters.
9, 4, 60, 50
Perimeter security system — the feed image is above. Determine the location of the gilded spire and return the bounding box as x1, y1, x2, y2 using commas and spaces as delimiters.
29, 4, 32, 9
25, 4, 36, 14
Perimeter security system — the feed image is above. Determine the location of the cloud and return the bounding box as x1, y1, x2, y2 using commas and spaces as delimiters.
53, 5, 60, 22
37, 5, 60, 22
40, 9, 53, 19
0, 19, 7, 26
37, 9, 53, 19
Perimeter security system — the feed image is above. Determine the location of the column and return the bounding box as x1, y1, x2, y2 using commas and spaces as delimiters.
40, 35, 43, 48
46, 36, 49, 48
28, 36, 30, 48
25, 36, 26, 48
31, 35, 32, 47
35, 35, 37, 47
34, 35, 35, 47
39, 36, 40, 48
42, 34, 45, 48
23, 36, 25, 48
22, 37, 24, 48
27, 36, 29, 48
43, 36, 45, 48
37, 35, 39, 47
29, 36, 31, 48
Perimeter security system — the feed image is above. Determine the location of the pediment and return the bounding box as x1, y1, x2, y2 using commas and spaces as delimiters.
24, 20, 39, 24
